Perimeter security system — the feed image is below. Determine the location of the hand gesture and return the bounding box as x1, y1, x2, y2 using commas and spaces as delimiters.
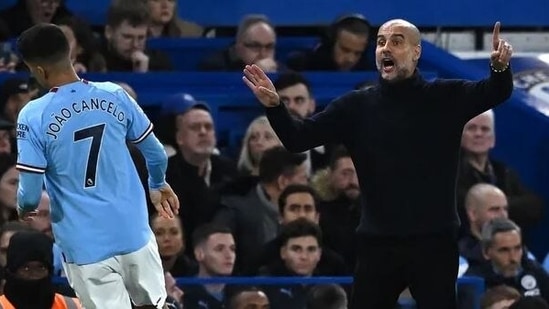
150, 183, 180, 219
131, 50, 150, 73
242, 64, 280, 107
490, 21, 513, 70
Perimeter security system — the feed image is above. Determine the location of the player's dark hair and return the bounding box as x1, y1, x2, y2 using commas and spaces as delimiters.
17, 23, 70, 65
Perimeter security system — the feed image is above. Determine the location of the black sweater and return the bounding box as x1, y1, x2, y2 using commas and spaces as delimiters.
266, 67, 513, 237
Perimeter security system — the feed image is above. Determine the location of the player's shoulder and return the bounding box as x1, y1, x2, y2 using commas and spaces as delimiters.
18, 93, 55, 121
87, 80, 124, 93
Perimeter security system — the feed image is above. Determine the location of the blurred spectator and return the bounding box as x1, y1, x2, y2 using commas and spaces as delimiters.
165, 271, 184, 309
306, 284, 348, 309
260, 218, 323, 309
480, 285, 521, 309
0, 0, 73, 37
214, 146, 308, 271
143, 0, 204, 38
311, 146, 360, 267
102, 2, 172, 72
286, 14, 373, 71
0, 231, 82, 308
227, 287, 270, 309
0, 153, 18, 223
184, 223, 236, 309
150, 213, 197, 277
457, 110, 543, 235
0, 39, 18, 73
0, 77, 32, 123
0, 221, 34, 268
0, 118, 14, 155
237, 115, 281, 176
56, 17, 107, 73
199, 14, 279, 72
164, 93, 238, 250
464, 218, 549, 302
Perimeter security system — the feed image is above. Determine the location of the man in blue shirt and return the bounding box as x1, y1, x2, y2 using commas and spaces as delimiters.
15, 23, 179, 309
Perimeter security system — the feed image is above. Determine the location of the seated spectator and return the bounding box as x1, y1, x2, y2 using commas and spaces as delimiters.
56, 17, 107, 73
237, 115, 281, 177
250, 184, 347, 276
183, 223, 236, 309
227, 287, 270, 309
509, 297, 549, 309
199, 14, 279, 72
0, 118, 13, 155
0, 231, 82, 308
150, 213, 197, 277
164, 93, 238, 250
102, 2, 172, 72
0, 77, 32, 124
273, 72, 332, 171
260, 218, 324, 309
0, 154, 18, 223
306, 284, 348, 309
214, 146, 308, 271
464, 218, 549, 302
311, 146, 360, 267
143, 0, 204, 38
481, 285, 521, 309
0, 221, 34, 268
286, 14, 373, 71
0, 0, 73, 37
457, 110, 543, 235
460, 183, 510, 266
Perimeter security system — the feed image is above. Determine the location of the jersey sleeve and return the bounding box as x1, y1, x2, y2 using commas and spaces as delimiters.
119, 89, 154, 144
16, 105, 47, 174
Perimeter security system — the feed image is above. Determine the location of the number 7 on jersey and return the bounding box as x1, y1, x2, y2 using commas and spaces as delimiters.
73, 124, 105, 188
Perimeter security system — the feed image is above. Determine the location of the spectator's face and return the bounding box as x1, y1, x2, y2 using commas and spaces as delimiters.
106, 21, 148, 60
0, 166, 18, 209
196, 233, 235, 276
280, 236, 321, 276
25, 0, 60, 24
0, 130, 11, 154
148, 0, 175, 24
280, 192, 318, 225
27, 192, 52, 238
248, 123, 280, 164
176, 109, 216, 157
280, 164, 309, 189
278, 84, 315, 119
333, 30, 368, 71
164, 271, 183, 303
232, 291, 270, 309
487, 299, 516, 309
16, 261, 49, 280
375, 22, 421, 81
469, 190, 508, 233
484, 230, 523, 277
330, 157, 360, 200
0, 231, 16, 267
462, 113, 495, 155
152, 217, 184, 258
236, 23, 276, 65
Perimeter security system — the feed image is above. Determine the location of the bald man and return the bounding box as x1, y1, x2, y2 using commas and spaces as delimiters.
460, 183, 509, 265
244, 19, 514, 309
